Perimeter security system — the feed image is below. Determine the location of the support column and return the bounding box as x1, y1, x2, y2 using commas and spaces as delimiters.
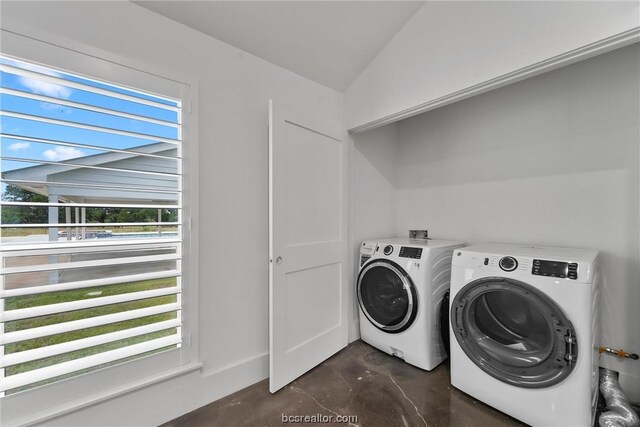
66, 206, 72, 240
75, 207, 80, 240
48, 194, 59, 285
81, 206, 86, 240
48, 194, 59, 242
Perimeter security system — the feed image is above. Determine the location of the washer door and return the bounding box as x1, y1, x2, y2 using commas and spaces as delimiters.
451, 277, 577, 388
357, 259, 417, 333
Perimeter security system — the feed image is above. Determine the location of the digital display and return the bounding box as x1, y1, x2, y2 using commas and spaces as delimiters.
532, 259, 578, 279
399, 247, 422, 259
536, 260, 567, 275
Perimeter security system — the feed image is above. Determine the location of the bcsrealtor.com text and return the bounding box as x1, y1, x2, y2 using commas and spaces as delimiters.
281, 413, 358, 424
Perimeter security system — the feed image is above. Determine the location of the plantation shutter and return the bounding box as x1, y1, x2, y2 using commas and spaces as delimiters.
0, 55, 183, 394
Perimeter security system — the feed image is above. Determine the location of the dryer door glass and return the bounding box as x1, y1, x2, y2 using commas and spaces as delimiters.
451, 277, 577, 388
357, 260, 417, 333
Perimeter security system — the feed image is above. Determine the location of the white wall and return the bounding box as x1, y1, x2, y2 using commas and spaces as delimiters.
345, 1, 639, 131
348, 125, 399, 340
392, 44, 639, 400
0, 2, 343, 425
2, 1, 638, 423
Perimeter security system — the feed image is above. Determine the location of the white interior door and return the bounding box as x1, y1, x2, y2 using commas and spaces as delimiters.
269, 100, 348, 393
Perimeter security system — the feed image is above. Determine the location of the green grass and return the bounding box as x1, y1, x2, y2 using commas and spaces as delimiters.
5, 277, 176, 312
1, 228, 48, 237
1, 226, 178, 237
4, 277, 180, 393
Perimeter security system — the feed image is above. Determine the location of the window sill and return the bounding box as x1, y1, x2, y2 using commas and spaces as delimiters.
14, 362, 203, 427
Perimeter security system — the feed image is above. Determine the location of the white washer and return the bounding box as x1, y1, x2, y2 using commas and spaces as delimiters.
449, 243, 600, 427
357, 238, 464, 371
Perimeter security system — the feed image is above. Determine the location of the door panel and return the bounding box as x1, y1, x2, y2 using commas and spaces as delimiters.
285, 263, 342, 351
284, 123, 342, 246
269, 100, 347, 393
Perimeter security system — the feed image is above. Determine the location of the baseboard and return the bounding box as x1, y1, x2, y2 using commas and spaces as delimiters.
25, 354, 269, 426
150, 352, 269, 426
199, 352, 269, 404
7, 363, 203, 427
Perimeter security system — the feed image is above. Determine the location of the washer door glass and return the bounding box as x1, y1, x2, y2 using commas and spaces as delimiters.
451, 277, 577, 388
357, 260, 417, 333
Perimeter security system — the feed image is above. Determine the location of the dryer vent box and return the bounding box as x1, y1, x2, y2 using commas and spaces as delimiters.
409, 230, 428, 240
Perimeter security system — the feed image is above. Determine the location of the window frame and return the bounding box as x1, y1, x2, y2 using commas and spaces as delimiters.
0, 29, 200, 425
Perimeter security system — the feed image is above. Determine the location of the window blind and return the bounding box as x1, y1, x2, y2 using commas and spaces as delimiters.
0, 55, 183, 394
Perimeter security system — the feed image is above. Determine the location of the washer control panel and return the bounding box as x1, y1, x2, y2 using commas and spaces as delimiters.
399, 246, 422, 259
533, 259, 578, 280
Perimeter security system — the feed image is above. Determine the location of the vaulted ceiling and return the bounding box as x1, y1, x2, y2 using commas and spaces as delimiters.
134, 1, 425, 91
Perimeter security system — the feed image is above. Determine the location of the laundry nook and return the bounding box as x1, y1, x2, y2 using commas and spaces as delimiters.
0, 2, 638, 426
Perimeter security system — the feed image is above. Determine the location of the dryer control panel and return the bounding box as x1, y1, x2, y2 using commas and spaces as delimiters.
532, 259, 578, 280
453, 244, 597, 284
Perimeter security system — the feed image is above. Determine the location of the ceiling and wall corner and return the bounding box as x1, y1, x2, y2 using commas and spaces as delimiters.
134, 1, 425, 92
344, 1, 640, 131
134, 1, 638, 132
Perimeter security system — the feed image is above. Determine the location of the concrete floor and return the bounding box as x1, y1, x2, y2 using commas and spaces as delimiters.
162, 340, 524, 427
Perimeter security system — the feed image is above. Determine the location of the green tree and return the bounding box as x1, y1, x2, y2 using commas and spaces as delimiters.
2, 185, 178, 226
1, 185, 50, 224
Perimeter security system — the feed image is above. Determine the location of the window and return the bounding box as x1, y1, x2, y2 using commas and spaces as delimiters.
0, 55, 186, 396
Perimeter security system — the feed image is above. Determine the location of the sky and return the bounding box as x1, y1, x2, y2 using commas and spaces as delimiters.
0, 56, 180, 191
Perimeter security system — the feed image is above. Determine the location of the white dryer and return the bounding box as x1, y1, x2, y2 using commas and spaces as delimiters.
357, 238, 464, 370
449, 243, 600, 427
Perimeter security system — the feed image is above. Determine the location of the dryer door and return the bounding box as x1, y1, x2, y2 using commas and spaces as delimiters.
451, 277, 577, 388
357, 259, 417, 333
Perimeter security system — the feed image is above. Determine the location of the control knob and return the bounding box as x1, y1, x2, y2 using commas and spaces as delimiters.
499, 256, 518, 272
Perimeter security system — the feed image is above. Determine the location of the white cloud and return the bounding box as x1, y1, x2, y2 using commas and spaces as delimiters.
43, 146, 84, 161
8, 142, 31, 151
11, 60, 73, 99
18, 77, 72, 99
40, 102, 64, 111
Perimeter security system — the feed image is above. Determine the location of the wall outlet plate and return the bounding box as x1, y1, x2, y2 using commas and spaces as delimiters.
409, 229, 428, 239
